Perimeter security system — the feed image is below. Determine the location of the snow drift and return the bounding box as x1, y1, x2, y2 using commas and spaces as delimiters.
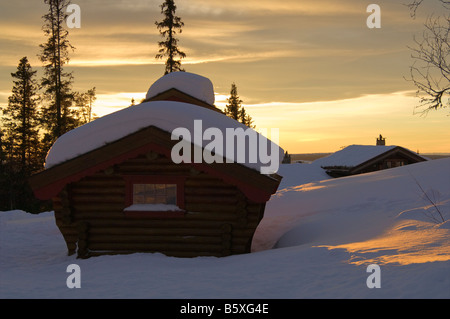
1, 158, 449, 298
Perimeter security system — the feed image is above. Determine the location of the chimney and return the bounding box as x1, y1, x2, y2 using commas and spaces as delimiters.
376, 134, 386, 146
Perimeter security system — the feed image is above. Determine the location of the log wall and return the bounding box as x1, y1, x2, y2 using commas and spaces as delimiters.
53, 153, 266, 258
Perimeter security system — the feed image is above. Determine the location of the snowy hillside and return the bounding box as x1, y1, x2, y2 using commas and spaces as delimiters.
1, 158, 449, 299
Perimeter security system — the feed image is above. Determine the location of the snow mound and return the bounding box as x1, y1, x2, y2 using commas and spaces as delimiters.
255, 158, 450, 260
2, 158, 450, 298
146, 72, 215, 106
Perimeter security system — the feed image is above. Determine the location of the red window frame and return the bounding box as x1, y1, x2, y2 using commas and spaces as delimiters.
123, 175, 186, 218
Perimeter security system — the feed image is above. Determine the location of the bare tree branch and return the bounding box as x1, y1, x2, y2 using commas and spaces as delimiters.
406, 0, 450, 18
405, 14, 450, 114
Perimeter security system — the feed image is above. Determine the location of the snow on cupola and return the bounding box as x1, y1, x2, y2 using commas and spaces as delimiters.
145, 72, 215, 106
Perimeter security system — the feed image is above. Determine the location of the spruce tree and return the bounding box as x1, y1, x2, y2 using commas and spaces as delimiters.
224, 83, 242, 120
224, 83, 255, 128
155, 0, 186, 74
239, 106, 255, 129
39, 0, 80, 143
74, 87, 97, 124
1, 57, 45, 211
2, 57, 42, 173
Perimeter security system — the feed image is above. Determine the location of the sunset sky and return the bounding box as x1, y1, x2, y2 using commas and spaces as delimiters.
0, 0, 449, 154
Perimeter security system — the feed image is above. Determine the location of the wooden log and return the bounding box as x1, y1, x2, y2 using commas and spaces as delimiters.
230, 244, 249, 254
87, 250, 222, 258
86, 219, 230, 229
184, 203, 236, 213
163, 251, 222, 258
88, 234, 223, 245
221, 249, 232, 256
184, 195, 238, 204
72, 203, 124, 212
184, 179, 229, 187
70, 187, 124, 195
230, 228, 255, 237
88, 242, 224, 252
60, 187, 73, 225
117, 165, 190, 172
71, 211, 125, 220
183, 212, 238, 222
61, 234, 79, 244
231, 237, 252, 245
89, 227, 225, 237
74, 180, 125, 188
184, 187, 237, 195
71, 195, 125, 203
80, 219, 244, 230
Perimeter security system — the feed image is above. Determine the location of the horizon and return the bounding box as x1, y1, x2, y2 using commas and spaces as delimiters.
0, 0, 449, 154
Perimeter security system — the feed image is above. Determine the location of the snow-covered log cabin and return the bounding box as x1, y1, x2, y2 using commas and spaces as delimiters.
314, 143, 427, 177
29, 72, 283, 258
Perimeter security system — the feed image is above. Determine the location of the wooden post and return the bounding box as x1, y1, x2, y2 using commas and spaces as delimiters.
60, 186, 73, 225
77, 221, 90, 258
236, 190, 248, 226
221, 223, 232, 256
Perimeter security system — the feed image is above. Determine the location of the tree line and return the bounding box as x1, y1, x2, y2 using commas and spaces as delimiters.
1, 0, 256, 212
0, 0, 97, 212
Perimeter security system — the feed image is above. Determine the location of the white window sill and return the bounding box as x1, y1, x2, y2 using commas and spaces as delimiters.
124, 204, 183, 212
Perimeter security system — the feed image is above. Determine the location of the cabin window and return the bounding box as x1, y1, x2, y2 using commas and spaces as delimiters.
132, 184, 177, 205
123, 176, 185, 217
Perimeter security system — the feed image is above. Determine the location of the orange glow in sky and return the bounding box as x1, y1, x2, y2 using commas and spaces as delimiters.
0, 0, 448, 154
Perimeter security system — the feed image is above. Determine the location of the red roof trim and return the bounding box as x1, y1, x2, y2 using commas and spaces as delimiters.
33, 143, 169, 200
32, 142, 278, 203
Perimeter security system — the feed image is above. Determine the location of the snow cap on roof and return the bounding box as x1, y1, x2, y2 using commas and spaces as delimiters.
314, 145, 398, 168
44, 101, 284, 174
146, 72, 215, 106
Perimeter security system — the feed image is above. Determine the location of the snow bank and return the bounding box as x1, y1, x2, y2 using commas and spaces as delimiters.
146, 72, 215, 106
254, 158, 450, 254
2, 159, 449, 299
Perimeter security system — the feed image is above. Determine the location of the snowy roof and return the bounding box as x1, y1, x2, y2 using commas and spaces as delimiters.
313, 145, 400, 168
146, 72, 215, 106
45, 100, 284, 174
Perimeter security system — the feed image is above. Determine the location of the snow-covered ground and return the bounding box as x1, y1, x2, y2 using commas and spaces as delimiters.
1, 158, 449, 299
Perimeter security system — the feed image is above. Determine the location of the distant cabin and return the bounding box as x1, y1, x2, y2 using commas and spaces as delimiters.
314, 142, 427, 178
29, 72, 283, 258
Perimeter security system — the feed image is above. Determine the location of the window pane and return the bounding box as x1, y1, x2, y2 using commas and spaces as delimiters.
166, 184, 177, 205
155, 184, 166, 196
133, 184, 146, 204
132, 183, 177, 205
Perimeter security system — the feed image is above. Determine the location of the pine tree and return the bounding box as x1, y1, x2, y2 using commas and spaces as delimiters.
224, 83, 255, 128
224, 83, 242, 120
0, 57, 46, 211
239, 106, 255, 129
39, 0, 80, 142
0, 129, 9, 210
74, 87, 97, 124
155, 0, 186, 74
2, 57, 42, 173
